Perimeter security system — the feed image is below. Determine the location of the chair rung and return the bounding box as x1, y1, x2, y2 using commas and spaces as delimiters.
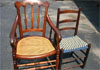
80, 50, 86, 55
63, 64, 83, 70
17, 60, 56, 67
73, 52, 85, 62
22, 65, 56, 70
62, 56, 86, 63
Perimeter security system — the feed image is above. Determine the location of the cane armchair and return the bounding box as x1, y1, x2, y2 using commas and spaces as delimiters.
9, 1, 61, 70
56, 8, 91, 70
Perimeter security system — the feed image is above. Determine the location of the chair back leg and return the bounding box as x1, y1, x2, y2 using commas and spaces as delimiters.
59, 49, 64, 70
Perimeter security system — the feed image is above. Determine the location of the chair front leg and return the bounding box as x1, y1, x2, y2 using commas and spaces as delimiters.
82, 44, 91, 68
56, 51, 59, 70
12, 48, 17, 70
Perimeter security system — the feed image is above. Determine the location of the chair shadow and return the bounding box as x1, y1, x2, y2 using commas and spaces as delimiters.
73, 0, 99, 32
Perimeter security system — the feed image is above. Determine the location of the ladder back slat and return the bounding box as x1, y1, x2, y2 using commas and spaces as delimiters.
59, 10, 78, 14
37, 6, 40, 28
24, 6, 27, 29
31, 5, 34, 28
59, 27, 75, 31
59, 19, 76, 23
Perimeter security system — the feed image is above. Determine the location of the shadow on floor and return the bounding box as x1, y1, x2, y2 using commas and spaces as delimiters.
73, 0, 99, 32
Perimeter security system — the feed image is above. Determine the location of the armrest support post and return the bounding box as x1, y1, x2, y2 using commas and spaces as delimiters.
46, 15, 62, 47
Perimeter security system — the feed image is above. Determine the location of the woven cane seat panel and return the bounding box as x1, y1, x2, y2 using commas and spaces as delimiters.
17, 36, 55, 55
60, 35, 88, 53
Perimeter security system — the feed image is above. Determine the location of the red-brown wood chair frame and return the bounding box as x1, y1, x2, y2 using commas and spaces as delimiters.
9, 1, 61, 70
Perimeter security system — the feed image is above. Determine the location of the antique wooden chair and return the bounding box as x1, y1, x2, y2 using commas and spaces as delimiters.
56, 8, 91, 70
9, 0, 61, 70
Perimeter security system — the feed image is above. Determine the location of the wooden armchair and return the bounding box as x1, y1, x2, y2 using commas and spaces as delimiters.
9, 1, 61, 70
56, 8, 91, 70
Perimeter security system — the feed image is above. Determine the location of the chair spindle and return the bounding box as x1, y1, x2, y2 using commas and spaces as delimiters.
31, 5, 34, 28
37, 6, 40, 28
24, 6, 27, 29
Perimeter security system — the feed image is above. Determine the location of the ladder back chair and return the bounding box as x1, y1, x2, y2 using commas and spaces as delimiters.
56, 8, 91, 70
9, 1, 61, 70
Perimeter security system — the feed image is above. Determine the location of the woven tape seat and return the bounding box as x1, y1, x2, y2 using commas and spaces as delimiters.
60, 35, 88, 53
17, 36, 55, 55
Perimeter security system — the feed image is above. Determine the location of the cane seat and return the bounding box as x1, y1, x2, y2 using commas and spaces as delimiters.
17, 36, 55, 55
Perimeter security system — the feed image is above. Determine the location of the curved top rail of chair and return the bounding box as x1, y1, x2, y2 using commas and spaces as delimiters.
15, 0, 49, 7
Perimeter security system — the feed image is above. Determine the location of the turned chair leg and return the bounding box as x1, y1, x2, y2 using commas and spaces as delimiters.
82, 44, 91, 68
13, 57, 17, 70
12, 49, 17, 70
56, 52, 60, 70
59, 49, 64, 70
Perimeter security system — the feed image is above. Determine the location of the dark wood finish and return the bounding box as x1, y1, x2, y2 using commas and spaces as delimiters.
56, 8, 91, 70
49, 28, 52, 41
59, 49, 64, 70
57, 8, 81, 36
63, 56, 86, 63
10, 1, 61, 70
59, 9, 78, 14
74, 8, 81, 35
10, 16, 18, 46
73, 52, 84, 63
59, 27, 75, 31
63, 64, 83, 70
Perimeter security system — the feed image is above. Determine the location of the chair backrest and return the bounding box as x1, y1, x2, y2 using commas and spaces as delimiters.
15, 0, 49, 38
57, 8, 81, 36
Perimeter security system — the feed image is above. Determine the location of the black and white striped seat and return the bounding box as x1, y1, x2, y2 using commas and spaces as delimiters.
60, 35, 88, 53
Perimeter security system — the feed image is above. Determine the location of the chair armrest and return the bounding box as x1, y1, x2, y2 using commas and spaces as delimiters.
46, 15, 62, 43
9, 16, 18, 47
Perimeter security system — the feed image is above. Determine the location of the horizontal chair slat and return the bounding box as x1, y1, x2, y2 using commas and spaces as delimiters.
22, 65, 56, 70
59, 27, 75, 30
59, 19, 76, 23
17, 60, 56, 67
59, 10, 78, 14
